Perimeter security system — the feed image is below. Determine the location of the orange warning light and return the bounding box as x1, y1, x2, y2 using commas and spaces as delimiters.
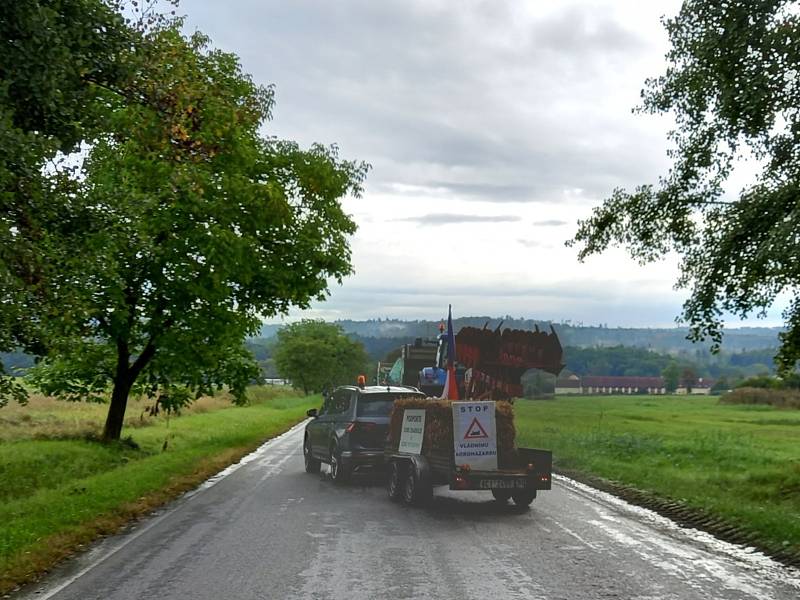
357, 374, 366, 388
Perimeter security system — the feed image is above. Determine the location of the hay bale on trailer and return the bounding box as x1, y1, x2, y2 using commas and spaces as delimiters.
388, 397, 518, 468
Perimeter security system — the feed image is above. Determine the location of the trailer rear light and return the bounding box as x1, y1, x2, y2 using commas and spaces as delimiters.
540, 475, 549, 482
526, 463, 535, 472
454, 475, 469, 489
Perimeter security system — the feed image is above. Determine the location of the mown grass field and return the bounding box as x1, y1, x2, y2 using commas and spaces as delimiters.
0, 387, 316, 593
514, 394, 800, 558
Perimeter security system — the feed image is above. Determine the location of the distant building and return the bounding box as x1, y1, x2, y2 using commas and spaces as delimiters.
554, 374, 581, 395
676, 377, 715, 395
555, 375, 666, 395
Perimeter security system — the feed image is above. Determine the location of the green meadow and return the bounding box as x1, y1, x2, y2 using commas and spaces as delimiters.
515, 394, 800, 559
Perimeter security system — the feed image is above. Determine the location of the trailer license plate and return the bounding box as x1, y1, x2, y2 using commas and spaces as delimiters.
480, 478, 527, 489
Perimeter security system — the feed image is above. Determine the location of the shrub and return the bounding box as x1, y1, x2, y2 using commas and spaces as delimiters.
720, 387, 800, 409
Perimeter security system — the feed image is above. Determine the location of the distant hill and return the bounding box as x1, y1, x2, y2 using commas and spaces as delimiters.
260, 317, 781, 354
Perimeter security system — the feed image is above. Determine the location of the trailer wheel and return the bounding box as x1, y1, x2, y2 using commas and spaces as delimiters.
402, 462, 432, 506
387, 460, 404, 502
491, 488, 512, 503
511, 490, 537, 507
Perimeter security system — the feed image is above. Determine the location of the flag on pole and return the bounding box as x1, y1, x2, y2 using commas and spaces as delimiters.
440, 304, 459, 400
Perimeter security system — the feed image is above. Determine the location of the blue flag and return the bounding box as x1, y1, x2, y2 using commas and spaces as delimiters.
441, 304, 459, 400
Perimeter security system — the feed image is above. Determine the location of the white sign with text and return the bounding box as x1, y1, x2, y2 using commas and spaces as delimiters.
452, 401, 497, 470
399, 409, 426, 454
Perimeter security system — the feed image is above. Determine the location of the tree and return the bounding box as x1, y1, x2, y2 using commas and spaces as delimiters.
0, 0, 135, 405
8, 17, 368, 439
662, 362, 680, 393
273, 320, 369, 395
681, 366, 698, 393
569, 1, 800, 375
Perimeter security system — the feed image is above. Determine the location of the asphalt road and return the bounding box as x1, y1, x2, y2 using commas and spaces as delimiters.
20, 421, 800, 600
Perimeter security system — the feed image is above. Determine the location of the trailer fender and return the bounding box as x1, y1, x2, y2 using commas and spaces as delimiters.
392, 454, 433, 490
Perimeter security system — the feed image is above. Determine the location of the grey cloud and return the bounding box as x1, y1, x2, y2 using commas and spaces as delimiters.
417, 181, 539, 202
528, 6, 645, 56
394, 213, 522, 226
183, 0, 670, 205
532, 219, 568, 227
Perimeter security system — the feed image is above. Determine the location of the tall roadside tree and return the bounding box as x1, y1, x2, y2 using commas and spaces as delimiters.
569, 0, 800, 374
273, 321, 370, 395
16, 19, 368, 439
0, 0, 134, 404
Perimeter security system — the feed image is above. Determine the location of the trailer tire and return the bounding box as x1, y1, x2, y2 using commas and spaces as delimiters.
387, 460, 405, 502
511, 490, 537, 507
491, 488, 512, 503
402, 461, 432, 506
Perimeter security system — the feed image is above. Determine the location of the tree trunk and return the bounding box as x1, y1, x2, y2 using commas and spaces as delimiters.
103, 376, 132, 441
103, 340, 133, 442
102, 337, 156, 442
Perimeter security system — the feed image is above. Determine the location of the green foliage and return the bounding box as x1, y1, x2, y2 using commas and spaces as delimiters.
569, 0, 800, 374
710, 376, 730, 393
737, 373, 800, 390
566, 345, 675, 377
0, 1, 135, 407
273, 320, 370, 394
521, 369, 555, 398
661, 362, 680, 392
1, 9, 367, 438
721, 387, 800, 409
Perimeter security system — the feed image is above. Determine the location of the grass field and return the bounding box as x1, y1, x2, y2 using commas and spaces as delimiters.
0, 387, 317, 593
514, 394, 800, 559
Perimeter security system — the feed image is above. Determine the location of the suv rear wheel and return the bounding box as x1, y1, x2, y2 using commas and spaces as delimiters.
304, 436, 320, 474
329, 442, 351, 484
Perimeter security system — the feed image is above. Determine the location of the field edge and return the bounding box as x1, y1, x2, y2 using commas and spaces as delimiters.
554, 466, 800, 570
0, 414, 309, 596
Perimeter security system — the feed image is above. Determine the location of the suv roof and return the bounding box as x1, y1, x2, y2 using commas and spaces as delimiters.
337, 385, 424, 396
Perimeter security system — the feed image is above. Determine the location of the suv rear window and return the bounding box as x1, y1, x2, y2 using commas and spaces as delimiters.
356, 393, 421, 417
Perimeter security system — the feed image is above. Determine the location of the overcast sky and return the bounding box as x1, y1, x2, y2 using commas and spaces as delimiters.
182, 0, 783, 328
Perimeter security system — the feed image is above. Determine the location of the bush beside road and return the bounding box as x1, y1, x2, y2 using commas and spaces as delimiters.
0, 387, 317, 594
514, 394, 800, 564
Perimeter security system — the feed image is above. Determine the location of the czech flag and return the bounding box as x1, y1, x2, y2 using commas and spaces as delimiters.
440, 304, 459, 400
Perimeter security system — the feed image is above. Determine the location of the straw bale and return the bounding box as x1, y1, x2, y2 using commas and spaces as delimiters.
389, 398, 518, 468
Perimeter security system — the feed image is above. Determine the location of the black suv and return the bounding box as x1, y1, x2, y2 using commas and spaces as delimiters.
303, 385, 425, 482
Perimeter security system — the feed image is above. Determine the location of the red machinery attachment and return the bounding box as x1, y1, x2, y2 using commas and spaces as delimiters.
455, 324, 564, 399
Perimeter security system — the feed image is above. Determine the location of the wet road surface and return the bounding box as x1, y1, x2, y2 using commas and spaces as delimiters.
19, 421, 800, 600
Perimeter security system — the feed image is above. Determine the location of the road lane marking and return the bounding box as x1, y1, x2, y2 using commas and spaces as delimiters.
553, 474, 800, 594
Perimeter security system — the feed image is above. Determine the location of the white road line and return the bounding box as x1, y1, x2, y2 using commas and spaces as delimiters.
553, 474, 800, 592
21, 419, 309, 600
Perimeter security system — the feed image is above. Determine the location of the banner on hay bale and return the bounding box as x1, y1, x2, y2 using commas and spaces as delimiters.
452, 401, 497, 470
399, 409, 426, 454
